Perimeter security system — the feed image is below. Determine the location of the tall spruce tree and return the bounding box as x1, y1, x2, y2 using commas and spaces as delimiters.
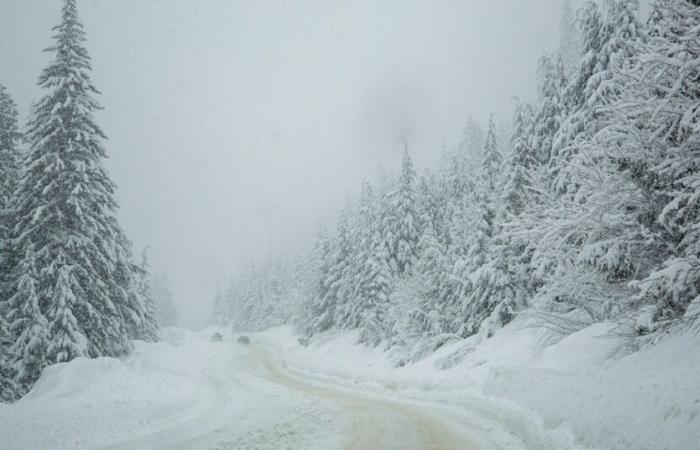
9, 0, 145, 364
392, 146, 419, 276
134, 249, 158, 342
0, 83, 22, 222
502, 98, 535, 216
481, 115, 502, 190
0, 84, 22, 307
0, 83, 23, 401
534, 54, 567, 166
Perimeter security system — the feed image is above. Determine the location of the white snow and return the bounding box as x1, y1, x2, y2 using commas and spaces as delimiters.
255, 318, 700, 450
2, 322, 698, 450
0, 327, 345, 450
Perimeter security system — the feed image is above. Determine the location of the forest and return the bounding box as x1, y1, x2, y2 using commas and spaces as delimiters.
214, 0, 700, 364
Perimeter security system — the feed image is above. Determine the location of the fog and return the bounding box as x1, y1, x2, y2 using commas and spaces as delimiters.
0, 0, 573, 329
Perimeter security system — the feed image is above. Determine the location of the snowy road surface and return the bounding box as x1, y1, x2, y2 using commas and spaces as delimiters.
244, 345, 494, 450
4, 327, 697, 450
1, 330, 580, 449
99, 337, 567, 450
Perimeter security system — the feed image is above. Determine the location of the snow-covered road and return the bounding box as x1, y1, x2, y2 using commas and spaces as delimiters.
100, 338, 563, 450
245, 345, 497, 450
1, 328, 585, 449
4, 325, 698, 449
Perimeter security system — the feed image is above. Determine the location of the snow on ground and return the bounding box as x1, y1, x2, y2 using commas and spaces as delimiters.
256, 317, 700, 450
1, 321, 697, 450
0, 327, 345, 450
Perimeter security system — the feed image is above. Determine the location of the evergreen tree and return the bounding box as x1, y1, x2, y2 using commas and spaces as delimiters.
0, 83, 22, 311
303, 229, 333, 335
357, 230, 392, 346
454, 191, 492, 336
481, 114, 502, 190
8, 0, 146, 363
134, 249, 158, 341
312, 209, 353, 332
442, 116, 483, 200
608, 0, 700, 331
0, 83, 22, 401
534, 54, 567, 166
392, 146, 419, 276
7, 244, 49, 389
502, 98, 535, 216
0, 83, 22, 221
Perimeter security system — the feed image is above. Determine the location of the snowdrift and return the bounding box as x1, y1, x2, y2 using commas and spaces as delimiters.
0, 328, 208, 450
257, 318, 700, 450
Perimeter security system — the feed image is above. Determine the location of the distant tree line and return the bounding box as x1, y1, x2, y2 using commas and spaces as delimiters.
215, 0, 700, 362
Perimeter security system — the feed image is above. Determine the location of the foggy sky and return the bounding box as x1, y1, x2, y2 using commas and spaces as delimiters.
1, 0, 573, 328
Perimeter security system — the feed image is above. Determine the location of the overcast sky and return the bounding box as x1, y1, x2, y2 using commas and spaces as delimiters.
0, 0, 577, 328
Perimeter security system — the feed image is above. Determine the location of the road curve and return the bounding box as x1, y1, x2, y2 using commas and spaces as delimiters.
247, 344, 499, 450
101, 339, 567, 450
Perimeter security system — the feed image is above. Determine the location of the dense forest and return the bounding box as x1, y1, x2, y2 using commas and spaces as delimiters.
215, 0, 700, 362
0, 0, 177, 401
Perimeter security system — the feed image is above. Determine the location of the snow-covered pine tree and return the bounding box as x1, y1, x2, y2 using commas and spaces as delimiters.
0, 83, 22, 401
453, 130, 499, 332
563, 0, 645, 282
405, 219, 455, 344
454, 190, 492, 336
481, 114, 502, 190
0, 84, 22, 308
392, 146, 420, 276
336, 182, 375, 329
534, 54, 567, 166
302, 228, 333, 336
553, 0, 644, 196
9, 0, 146, 362
520, 0, 647, 334
550, 1, 606, 195
134, 249, 158, 341
0, 83, 22, 228
502, 98, 535, 217
607, 0, 700, 333
311, 208, 353, 332
462, 113, 527, 338
501, 98, 541, 305
442, 117, 483, 200
357, 229, 392, 346
7, 243, 49, 390
376, 172, 399, 274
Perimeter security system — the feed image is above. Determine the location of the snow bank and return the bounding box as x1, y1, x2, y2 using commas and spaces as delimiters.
0, 326, 346, 450
486, 329, 700, 450
0, 329, 208, 450
257, 319, 700, 450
